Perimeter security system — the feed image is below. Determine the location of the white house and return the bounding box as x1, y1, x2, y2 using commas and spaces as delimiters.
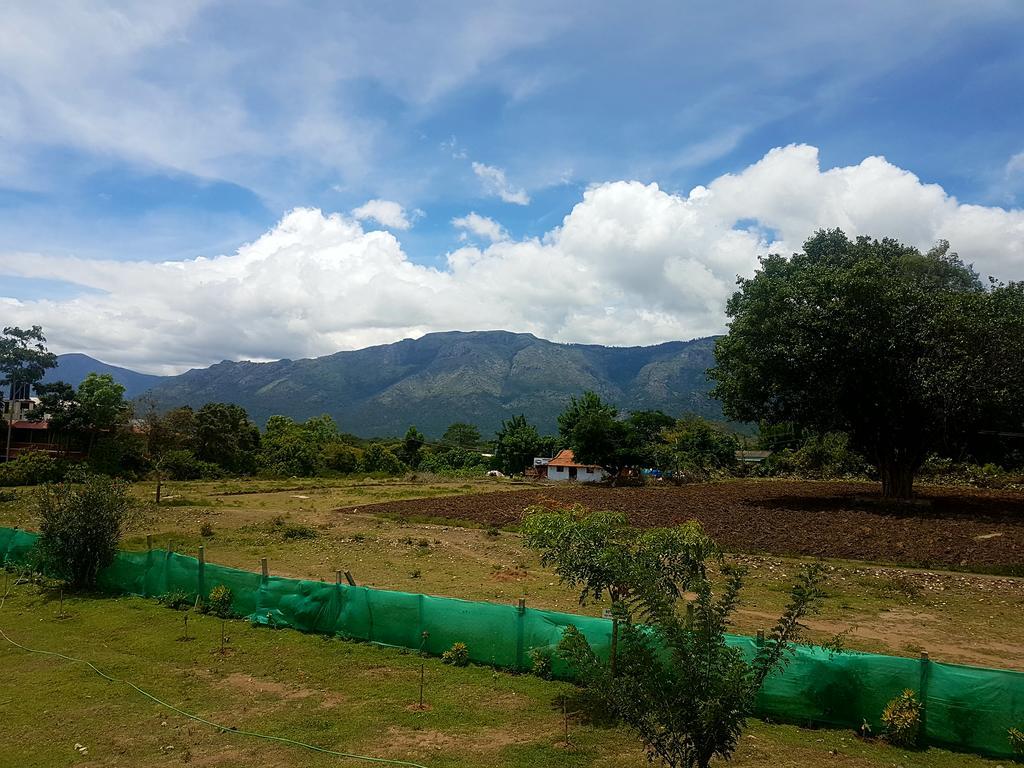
536, 449, 607, 483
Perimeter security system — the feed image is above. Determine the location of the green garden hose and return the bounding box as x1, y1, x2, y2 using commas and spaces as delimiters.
0, 586, 429, 768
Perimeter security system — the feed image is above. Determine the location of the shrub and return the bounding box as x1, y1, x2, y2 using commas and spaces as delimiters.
882, 689, 922, 748
281, 523, 317, 540
0, 489, 16, 503
158, 588, 194, 610
441, 641, 470, 667
205, 584, 234, 618
160, 449, 223, 481
321, 443, 362, 474
1009, 727, 1024, 757
199, 521, 215, 538
529, 647, 554, 680
359, 444, 406, 475
0, 450, 65, 486
35, 476, 134, 588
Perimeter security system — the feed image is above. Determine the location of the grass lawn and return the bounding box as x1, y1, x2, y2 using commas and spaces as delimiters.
0, 581, 1007, 768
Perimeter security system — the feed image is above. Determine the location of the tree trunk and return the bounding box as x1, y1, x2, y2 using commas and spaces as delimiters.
879, 461, 915, 500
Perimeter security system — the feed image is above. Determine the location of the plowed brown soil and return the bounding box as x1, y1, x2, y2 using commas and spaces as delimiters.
338, 479, 1024, 570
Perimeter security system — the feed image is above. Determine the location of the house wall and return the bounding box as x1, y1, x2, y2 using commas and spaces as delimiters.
546, 465, 607, 483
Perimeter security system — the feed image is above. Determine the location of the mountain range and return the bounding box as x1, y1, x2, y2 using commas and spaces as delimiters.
47, 331, 722, 437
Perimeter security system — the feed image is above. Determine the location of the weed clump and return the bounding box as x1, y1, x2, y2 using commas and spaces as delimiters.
281, 524, 317, 540
157, 589, 194, 611
441, 641, 470, 667
882, 689, 922, 748
203, 584, 234, 618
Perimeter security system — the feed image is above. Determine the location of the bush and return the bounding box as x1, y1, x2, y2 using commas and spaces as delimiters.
35, 476, 134, 589
441, 641, 470, 667
418, 447, 488, 474
360, 444, 406, 475
761, 431, 868, 479
205, 584, 234, 618
882, 689, 922, 748
157, 588, 194, 610
160, 449, 223, 481
529, 647, 553, 680
199, 521, 215, 538
321, 443, 362, 474
0, 451, 65, 486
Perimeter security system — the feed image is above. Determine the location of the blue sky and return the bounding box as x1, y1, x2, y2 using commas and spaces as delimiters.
1, 2, 1023, 372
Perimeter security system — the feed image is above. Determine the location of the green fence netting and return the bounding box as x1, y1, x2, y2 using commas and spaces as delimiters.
2, 527, 1021, 758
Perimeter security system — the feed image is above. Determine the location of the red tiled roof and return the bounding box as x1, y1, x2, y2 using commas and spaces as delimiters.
546, 449, 601, 469
11, 421, 48, 430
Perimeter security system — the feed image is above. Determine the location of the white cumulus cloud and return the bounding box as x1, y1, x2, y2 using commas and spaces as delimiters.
452, 212, 507, 242
1, 144, 1022, 373
472, 162, 530, 205
351, 199, 418, 230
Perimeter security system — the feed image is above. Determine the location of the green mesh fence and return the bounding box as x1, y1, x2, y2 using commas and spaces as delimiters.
2, 527, 1021, 758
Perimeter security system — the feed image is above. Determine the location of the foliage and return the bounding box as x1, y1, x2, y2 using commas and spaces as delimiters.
193, 402, 261, 475
710, 230, 1024, 499
157, 588, 194, 611
528, 647, 554, 680
259, 414, 342, 477
205, 584, 234, 618
75, 373, 129, 433
526, 505, 826, 768
522, 505, 719, 607
558, 391, 638, 481
360, 443, 406, 475
399, 426, 426, 468
321, 442, 362, 473
493, 414, 544, 475
441, 422, 481, 449
0, 450, 65, 486
87, 431, 147, 478
659, 416, 739, 480
0, 325, 57, 400
34, 475, 135, 588
441, 641, 470, 667
882, 689, 923, 748
160, 448, 223, 480
418, 446, 487, 474
761, 431, 868, 479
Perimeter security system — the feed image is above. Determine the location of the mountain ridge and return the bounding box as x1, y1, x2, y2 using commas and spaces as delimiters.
51, 330, 722, 437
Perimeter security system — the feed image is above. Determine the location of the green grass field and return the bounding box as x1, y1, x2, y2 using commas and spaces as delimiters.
0, 582, 1006, 768
1, 476, 1021, 766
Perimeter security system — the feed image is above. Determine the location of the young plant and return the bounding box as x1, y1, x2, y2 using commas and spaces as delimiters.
441, 642, 470, 667
537, 507, 826, 768
522, 505, 718, 675
205, 584, 234, 618
157, 589, 194, 611
882, 689, 923, 748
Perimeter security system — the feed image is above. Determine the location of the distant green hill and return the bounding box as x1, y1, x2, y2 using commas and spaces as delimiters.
46, 353, 166, 399
142, 330, 722, 437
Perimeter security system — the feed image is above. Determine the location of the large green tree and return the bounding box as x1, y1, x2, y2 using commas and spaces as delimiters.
1, 326, 58, 460
558, 391, 637, 482
441, 421, 481, 449
493, 414, 543, 475
710, 230, 1024, 498
193, 402, 261, 475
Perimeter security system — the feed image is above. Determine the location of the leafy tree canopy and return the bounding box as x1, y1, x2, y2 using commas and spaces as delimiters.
441, 421, 481, 449
710, 230, 1024, 498
194, 402, 260, 475
493, 414, 543, 475
0, 325, 57, 400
